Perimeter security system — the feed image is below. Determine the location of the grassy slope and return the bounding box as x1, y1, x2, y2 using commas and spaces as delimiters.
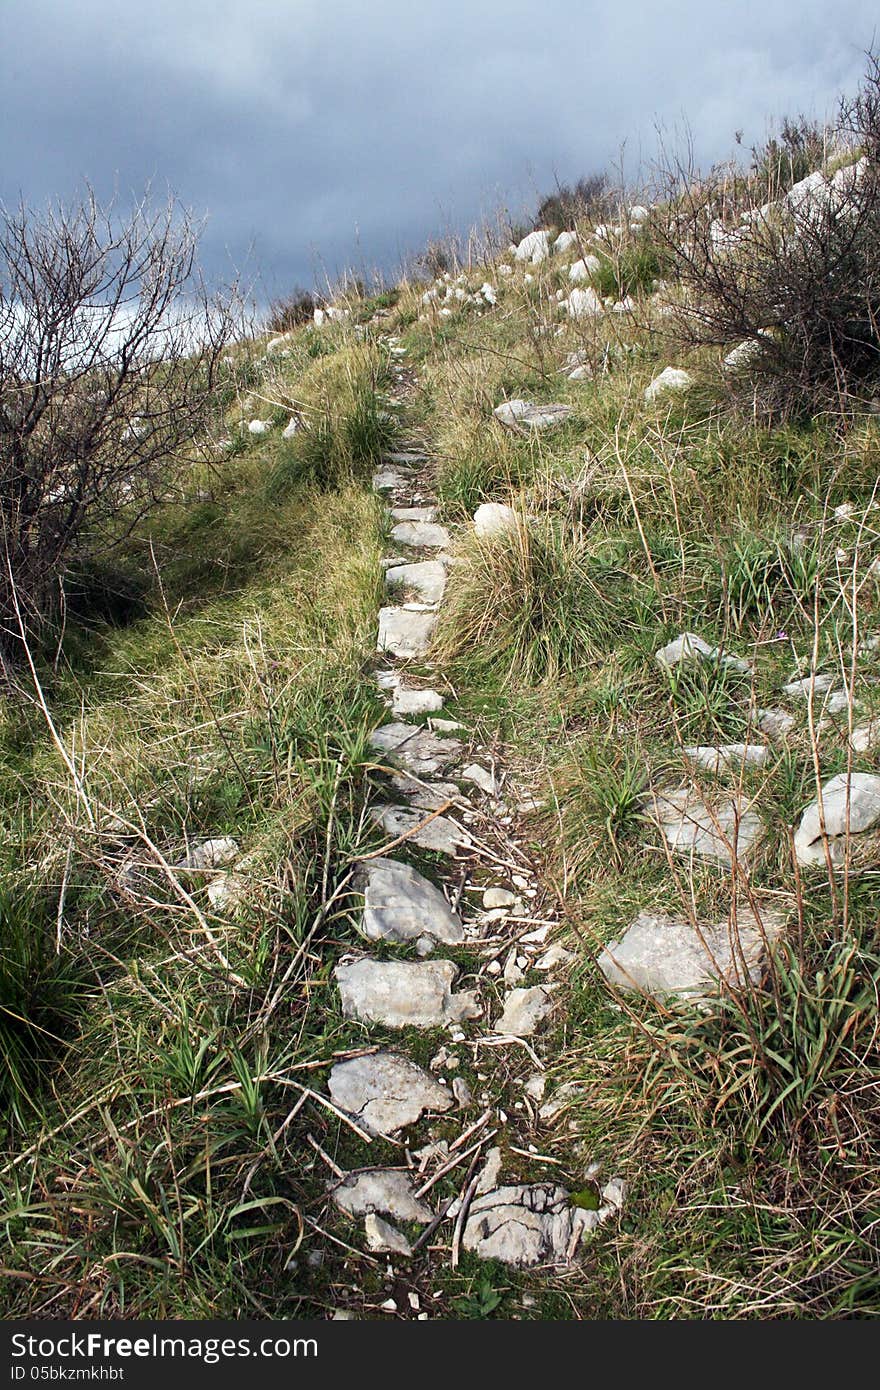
2, 201, 879, 1317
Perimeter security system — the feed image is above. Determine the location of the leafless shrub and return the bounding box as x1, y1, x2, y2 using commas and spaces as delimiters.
0, 186, 239, 657
266, 286, 315, 333
654, 54, 880, 421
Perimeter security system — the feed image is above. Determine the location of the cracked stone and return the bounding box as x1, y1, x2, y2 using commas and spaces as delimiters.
462, 1184, 593, 1267
390, 506, 437, 523
369, 723, 462, 776
335, 957, 481, 1028
598, 901, 788, 1000
483, 887, 518, 910
462, 764, 500, 796
783, 673, 835, 699
756, 706, 796, 739
392, 688, 444, 716
389, 774, 461, 811
328, 1051, 453, 1137
331, 1169, 433, 1223
655, 632, 749, 674
358, 857, 464, 947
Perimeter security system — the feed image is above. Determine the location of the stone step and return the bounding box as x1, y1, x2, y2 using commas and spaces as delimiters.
328, 1051, 454, 1137
356, 856, 464, 948
334, 957, 480, 1027
376, 606, 436, 658
384, 559, 447, 605
371, 804, 472, 855
390, 520, 451, 550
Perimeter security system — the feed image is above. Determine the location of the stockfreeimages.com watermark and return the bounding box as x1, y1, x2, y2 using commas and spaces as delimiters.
10, 1332, 317, 1377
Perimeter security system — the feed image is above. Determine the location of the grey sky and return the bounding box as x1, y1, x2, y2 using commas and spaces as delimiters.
1, 2, 877, 300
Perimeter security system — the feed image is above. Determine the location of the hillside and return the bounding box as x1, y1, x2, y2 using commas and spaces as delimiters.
2, 97, 880, 1321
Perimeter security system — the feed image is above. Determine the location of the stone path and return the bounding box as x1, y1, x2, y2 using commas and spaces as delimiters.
318, 343, 625, 1280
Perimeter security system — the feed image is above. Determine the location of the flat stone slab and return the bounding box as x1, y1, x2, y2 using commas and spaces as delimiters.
373, 468, 408, 492
389, 774, 461, 811
794, 771, 880, 867
462, 1185, 594, 1267
358, 857, 464, 946
462, 763, 501, 796
335, 958, 480, 1028
598, 902, 788, 1000
493, 400, 573, 431
328, 1051, 453, 1136
392, 687, 444, 716
376, 607, 437, 658
369, 722, 462, 776
390, 506, 437, 523
647, 788, 762, 864
391, 520, 451, 549
332, 1169, 433, 1223
385, 560, 447, 605
783, 673, 835, 699
757, 706, 796, 739
684, 744, 768, 772
371, 804, 472, 854
493, 985, 556, 1037
364, 1213, 412, 1256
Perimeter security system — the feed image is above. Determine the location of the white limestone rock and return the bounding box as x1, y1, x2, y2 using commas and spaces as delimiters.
384, 560, 447, 606
493, 400, 573, 430
364, 1213, 412, 1256
369, 723, 462, 777
684, 744, 768, 773
647, 788, 762, 865
567, 286, 604, 319
334, 957, 480, 1028
247, 418, 272, 435
358, 857, 463, 947
655, 631, 750, 674
473, 502, 519, 539
376, 607, 437, 659
461, 763, 500, 796
782, 673, 835, 699
179, 837, 239, 871
793, 772, 880, 868
332, 1169, 433, 1223
462, 1184, 595, 1267
553, 230, 579, 255
568, 254, 601, 282
493, 985, 556, 1037
514, 230, 551, 264
390, 520, 452, 550
370, 804, 472, 855
328, 1051, 453, 1137
644, 367, 694, 402
392, 687, 444, 716
598, 902, 787, 1000
756, 706, 796, 739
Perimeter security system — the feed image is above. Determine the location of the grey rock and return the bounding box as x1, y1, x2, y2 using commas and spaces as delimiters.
493, 400, 573, 431
473, 502, 519, 539
389, 774, 461, 811
370, 804, 472, 854
493, 985, 556, 1037
179, 836, 238, 871
793, 772, 880, 867
452, 1077, 473, 1107
644, 367, 693, 401
369, 723, 462, 777
852, 718, 880, 752
384, 560, 447, 605
782, 673, 835, 699
648, 788, 762, 865
335, 957, 481, 1028
655, 632, 749, 674
391, 506, 437, 523
684, 743, 768, 772
359, 857, 464, 947
392, 687, 444, 716
328, 1051, 453, 1136
483, 887, 518, 910
598, 902, 788, 1000
462, 1184, 593, 1267
390, 520, 451, 550
757, 706, 796, 739
373, 467, 407, 492
364, 1213, 412, 1256
376, 607, 437, 658
461, 763, 500, 796
332, 1169, 433, 1223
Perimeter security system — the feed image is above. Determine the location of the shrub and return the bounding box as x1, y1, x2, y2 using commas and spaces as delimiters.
266, 286, 315, 332
751, 116, 831, 197
535, 173, 610, 229
656, 54, 880, 419
0, 186, 237, 659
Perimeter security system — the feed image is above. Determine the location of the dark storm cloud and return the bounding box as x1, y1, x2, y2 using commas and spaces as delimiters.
1, 1, 877, 296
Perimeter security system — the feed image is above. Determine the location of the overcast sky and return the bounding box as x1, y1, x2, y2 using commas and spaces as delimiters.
1, 2, 877, 301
